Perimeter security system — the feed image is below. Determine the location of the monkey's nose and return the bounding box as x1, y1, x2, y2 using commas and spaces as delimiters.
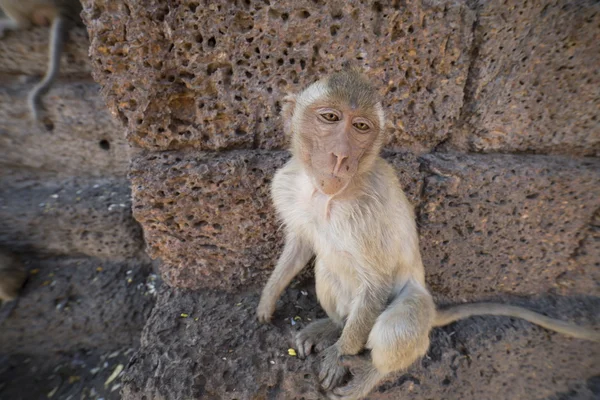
332, 153, 348, 175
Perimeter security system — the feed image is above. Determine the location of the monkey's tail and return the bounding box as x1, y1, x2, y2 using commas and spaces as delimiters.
434, 303, 600, 342
27, 15, 67, 121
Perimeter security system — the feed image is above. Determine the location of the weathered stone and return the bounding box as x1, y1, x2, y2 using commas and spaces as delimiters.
121, 286, 600, 400
0, 256, 157, 355
132, 150, 599, 297
81, 0, 474, 153
419, 153, 600, 300
450, 0, 600, 156
0, 174, 144, 260
0, 26, 91, 76
130, 150, 288, 290
0, 81, 129, 177
130, 150, 422, 290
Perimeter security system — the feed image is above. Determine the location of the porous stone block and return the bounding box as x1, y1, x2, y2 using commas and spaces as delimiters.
130, 150, 288, 290
419, 153, 600, 300
82, 0, 474, 153
0, 175, 144, 260
121, 287, 600, 400
0, 256, 156, 355
130, 150, 423, 290
0, 81, 129, 177
452, 0, 600, 155
131, 150, 599, 298
0, 26, 91, 76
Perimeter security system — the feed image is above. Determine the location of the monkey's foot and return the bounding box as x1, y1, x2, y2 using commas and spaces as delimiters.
319, 345, 348, 391
295, 318, 341, 358
327, 354, 384, 400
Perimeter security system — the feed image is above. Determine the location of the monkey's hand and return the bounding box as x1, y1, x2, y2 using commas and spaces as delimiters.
256, 293, 275, 323
319, 345, 348, 391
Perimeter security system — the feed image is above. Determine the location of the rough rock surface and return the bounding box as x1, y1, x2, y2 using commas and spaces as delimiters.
81, 0, 600, 155
451, 0, 600, 156
0, 174, 144, 260
121, 286, 600, 400
131, 150, 289, 289
0, 80, 129, 177
131, 151, 599, 296
81, 0, 474, 153
130, 150, 423, 290
418, 153, 600, 300
0, 27, 91, 76
0, 256, 156, 355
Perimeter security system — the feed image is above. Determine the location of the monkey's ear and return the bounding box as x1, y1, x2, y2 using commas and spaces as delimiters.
281, 94, 297, 137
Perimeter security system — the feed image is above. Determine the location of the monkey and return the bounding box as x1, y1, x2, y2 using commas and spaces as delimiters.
0, 0, 82, 121
0, 249, 26, 301
256, 70, 600, 400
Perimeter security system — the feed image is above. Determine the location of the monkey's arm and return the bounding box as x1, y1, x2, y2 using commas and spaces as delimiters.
335, 282, 391, 355
257, 232, 313, 322
319, 279, 391, 390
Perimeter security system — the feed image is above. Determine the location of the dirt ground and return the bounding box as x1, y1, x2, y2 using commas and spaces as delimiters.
0, 254, 158, 400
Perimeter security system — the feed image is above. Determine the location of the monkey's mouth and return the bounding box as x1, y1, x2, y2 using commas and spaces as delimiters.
313, 173, 350, 196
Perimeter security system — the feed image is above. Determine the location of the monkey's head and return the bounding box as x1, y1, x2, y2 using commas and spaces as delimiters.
283, 70, 385, 196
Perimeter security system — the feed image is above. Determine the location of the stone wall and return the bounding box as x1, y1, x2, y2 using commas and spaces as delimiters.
80, 0, 599, 399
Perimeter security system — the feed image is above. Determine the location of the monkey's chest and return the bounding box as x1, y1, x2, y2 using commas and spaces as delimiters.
297, 193, 355, 253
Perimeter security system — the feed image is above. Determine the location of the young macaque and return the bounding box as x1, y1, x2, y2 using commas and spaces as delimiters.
0, 0, 82, 121
257, 70, 600, 399
0, 249, 26, 301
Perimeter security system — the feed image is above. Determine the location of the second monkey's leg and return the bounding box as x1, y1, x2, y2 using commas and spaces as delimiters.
295, 318, 342, 358
329, 280, 435, 400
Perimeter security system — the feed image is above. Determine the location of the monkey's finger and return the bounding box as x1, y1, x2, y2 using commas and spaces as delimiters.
330, 384, 359, 400
326, 392, 343, 400
318, 367, 327, 384
320, 366, 346, 390
296, 338, 312, 359
338, 354, 370, 369
256, 307, 273, 323
318, 366, 335, 389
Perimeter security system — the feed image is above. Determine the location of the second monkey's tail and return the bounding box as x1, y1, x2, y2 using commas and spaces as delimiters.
27, 15, 67, 121
434, 302, 600, 342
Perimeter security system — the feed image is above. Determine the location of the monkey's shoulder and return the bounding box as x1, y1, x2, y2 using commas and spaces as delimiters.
363, 158, 411, 204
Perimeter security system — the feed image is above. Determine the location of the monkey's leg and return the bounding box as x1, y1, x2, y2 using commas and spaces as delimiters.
295, 318, 342, 358
0, 17, 29, 37
319, 277, 391, 391
257, 232, 312, 323
329, 281, 435, 400
0, 7, 31, 37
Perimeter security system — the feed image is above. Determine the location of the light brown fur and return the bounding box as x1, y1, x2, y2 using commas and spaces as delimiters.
257, 70, 600, 399
0, 249, 26, 301
0, 0, 81, 121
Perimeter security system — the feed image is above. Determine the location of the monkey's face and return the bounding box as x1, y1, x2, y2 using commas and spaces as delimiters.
297, 102, 382, 195
287, 71, 385, 196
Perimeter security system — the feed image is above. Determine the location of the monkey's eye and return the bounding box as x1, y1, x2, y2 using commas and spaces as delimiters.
320, 112, 340, 122
353, 122, 370, 131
